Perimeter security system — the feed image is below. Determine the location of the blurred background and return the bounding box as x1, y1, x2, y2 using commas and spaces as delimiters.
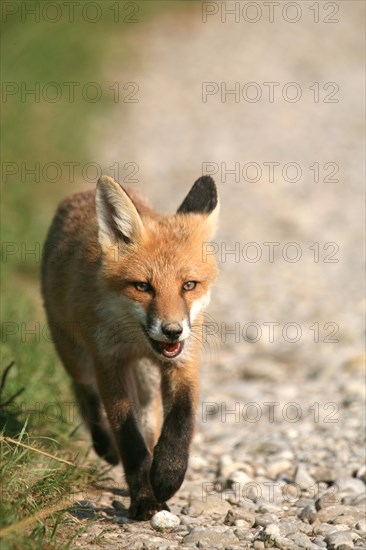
1, 0, 365, 546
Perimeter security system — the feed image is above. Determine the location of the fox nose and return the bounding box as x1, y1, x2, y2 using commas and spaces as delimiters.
162, 322, 183, 341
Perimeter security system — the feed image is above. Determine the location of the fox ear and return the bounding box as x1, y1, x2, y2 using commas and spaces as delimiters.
177, 175, 218, 216
96, 175, 144, 249
177, 175, 219, 238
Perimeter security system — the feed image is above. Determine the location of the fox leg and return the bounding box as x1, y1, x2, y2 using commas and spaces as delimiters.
73, 382, 119, 465
150, 362, 199, 503
47, 323, 118, 465
95, 361, 168, 520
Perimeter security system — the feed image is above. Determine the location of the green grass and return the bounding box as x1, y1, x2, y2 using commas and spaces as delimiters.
0, 433, 110, 549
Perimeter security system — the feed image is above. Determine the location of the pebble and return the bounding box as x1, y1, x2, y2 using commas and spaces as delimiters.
348, 493, 366, 510
313, 467, 342, 483
179, 514, 201, 526
335, 477, 366, 495
265, 523, 281, 539
189, 454, 208, 470
150, 511, 180, 530
182, 527, 239, 546
224, 508, 255, 527
316, 505, 363, 523
325, 530, 354, 549
298, 505, 316, 523
313, 523, 347, 537
270, 534, 297, 549
234, 529, 249, 540
313, 538, 327, 548
226, 470, 252, 487
336, 515, 360, 528
315, 490, 340, 511
295, 464, 316, 490
267, 460, 293, 479
219, 458, 255, 479
258, 502, 283, 514
278, 518, 306, 536
254, 513, 279, 527
355, 519, 366, 532
288, 531, 313, 549
187, 496, 231, 516
294, 497, 317, 509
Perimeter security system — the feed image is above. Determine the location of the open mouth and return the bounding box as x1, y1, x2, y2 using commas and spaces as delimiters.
148, 338, 184, 359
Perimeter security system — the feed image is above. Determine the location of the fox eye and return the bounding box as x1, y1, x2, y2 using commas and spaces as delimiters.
183, 281, 197, 292
134, 282, 152, 292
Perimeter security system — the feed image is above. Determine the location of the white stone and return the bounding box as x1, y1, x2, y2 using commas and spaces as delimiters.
151, 510, 180, 530
265, 523, 281, 538
295, 464, 316, 490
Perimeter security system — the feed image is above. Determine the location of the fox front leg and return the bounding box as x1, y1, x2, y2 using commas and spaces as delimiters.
118, 409, 169, 519
150, 364, 198, 503
95, 365, 168, 520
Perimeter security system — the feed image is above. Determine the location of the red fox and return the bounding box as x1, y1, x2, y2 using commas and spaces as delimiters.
41, 175, 219, 519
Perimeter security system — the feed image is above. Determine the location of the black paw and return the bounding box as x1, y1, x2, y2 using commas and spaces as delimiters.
150, 452, 188, 503
128, 498, 169, 521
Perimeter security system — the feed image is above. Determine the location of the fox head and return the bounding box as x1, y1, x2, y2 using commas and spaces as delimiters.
95, 175, 219, 361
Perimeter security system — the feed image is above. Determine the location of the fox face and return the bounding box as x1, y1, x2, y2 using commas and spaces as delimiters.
95, 176, 219, 361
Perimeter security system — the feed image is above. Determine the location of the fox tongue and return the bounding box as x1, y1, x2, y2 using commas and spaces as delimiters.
156, 340, 183, 358
160, 342, 180, 353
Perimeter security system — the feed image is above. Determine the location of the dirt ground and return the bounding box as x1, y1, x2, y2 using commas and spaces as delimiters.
69, 2, 365, 548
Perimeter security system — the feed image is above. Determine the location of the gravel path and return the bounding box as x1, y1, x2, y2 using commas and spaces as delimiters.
73, 2, 365, 548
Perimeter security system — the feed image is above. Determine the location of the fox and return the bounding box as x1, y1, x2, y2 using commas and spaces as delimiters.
41, 174, 219, 520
